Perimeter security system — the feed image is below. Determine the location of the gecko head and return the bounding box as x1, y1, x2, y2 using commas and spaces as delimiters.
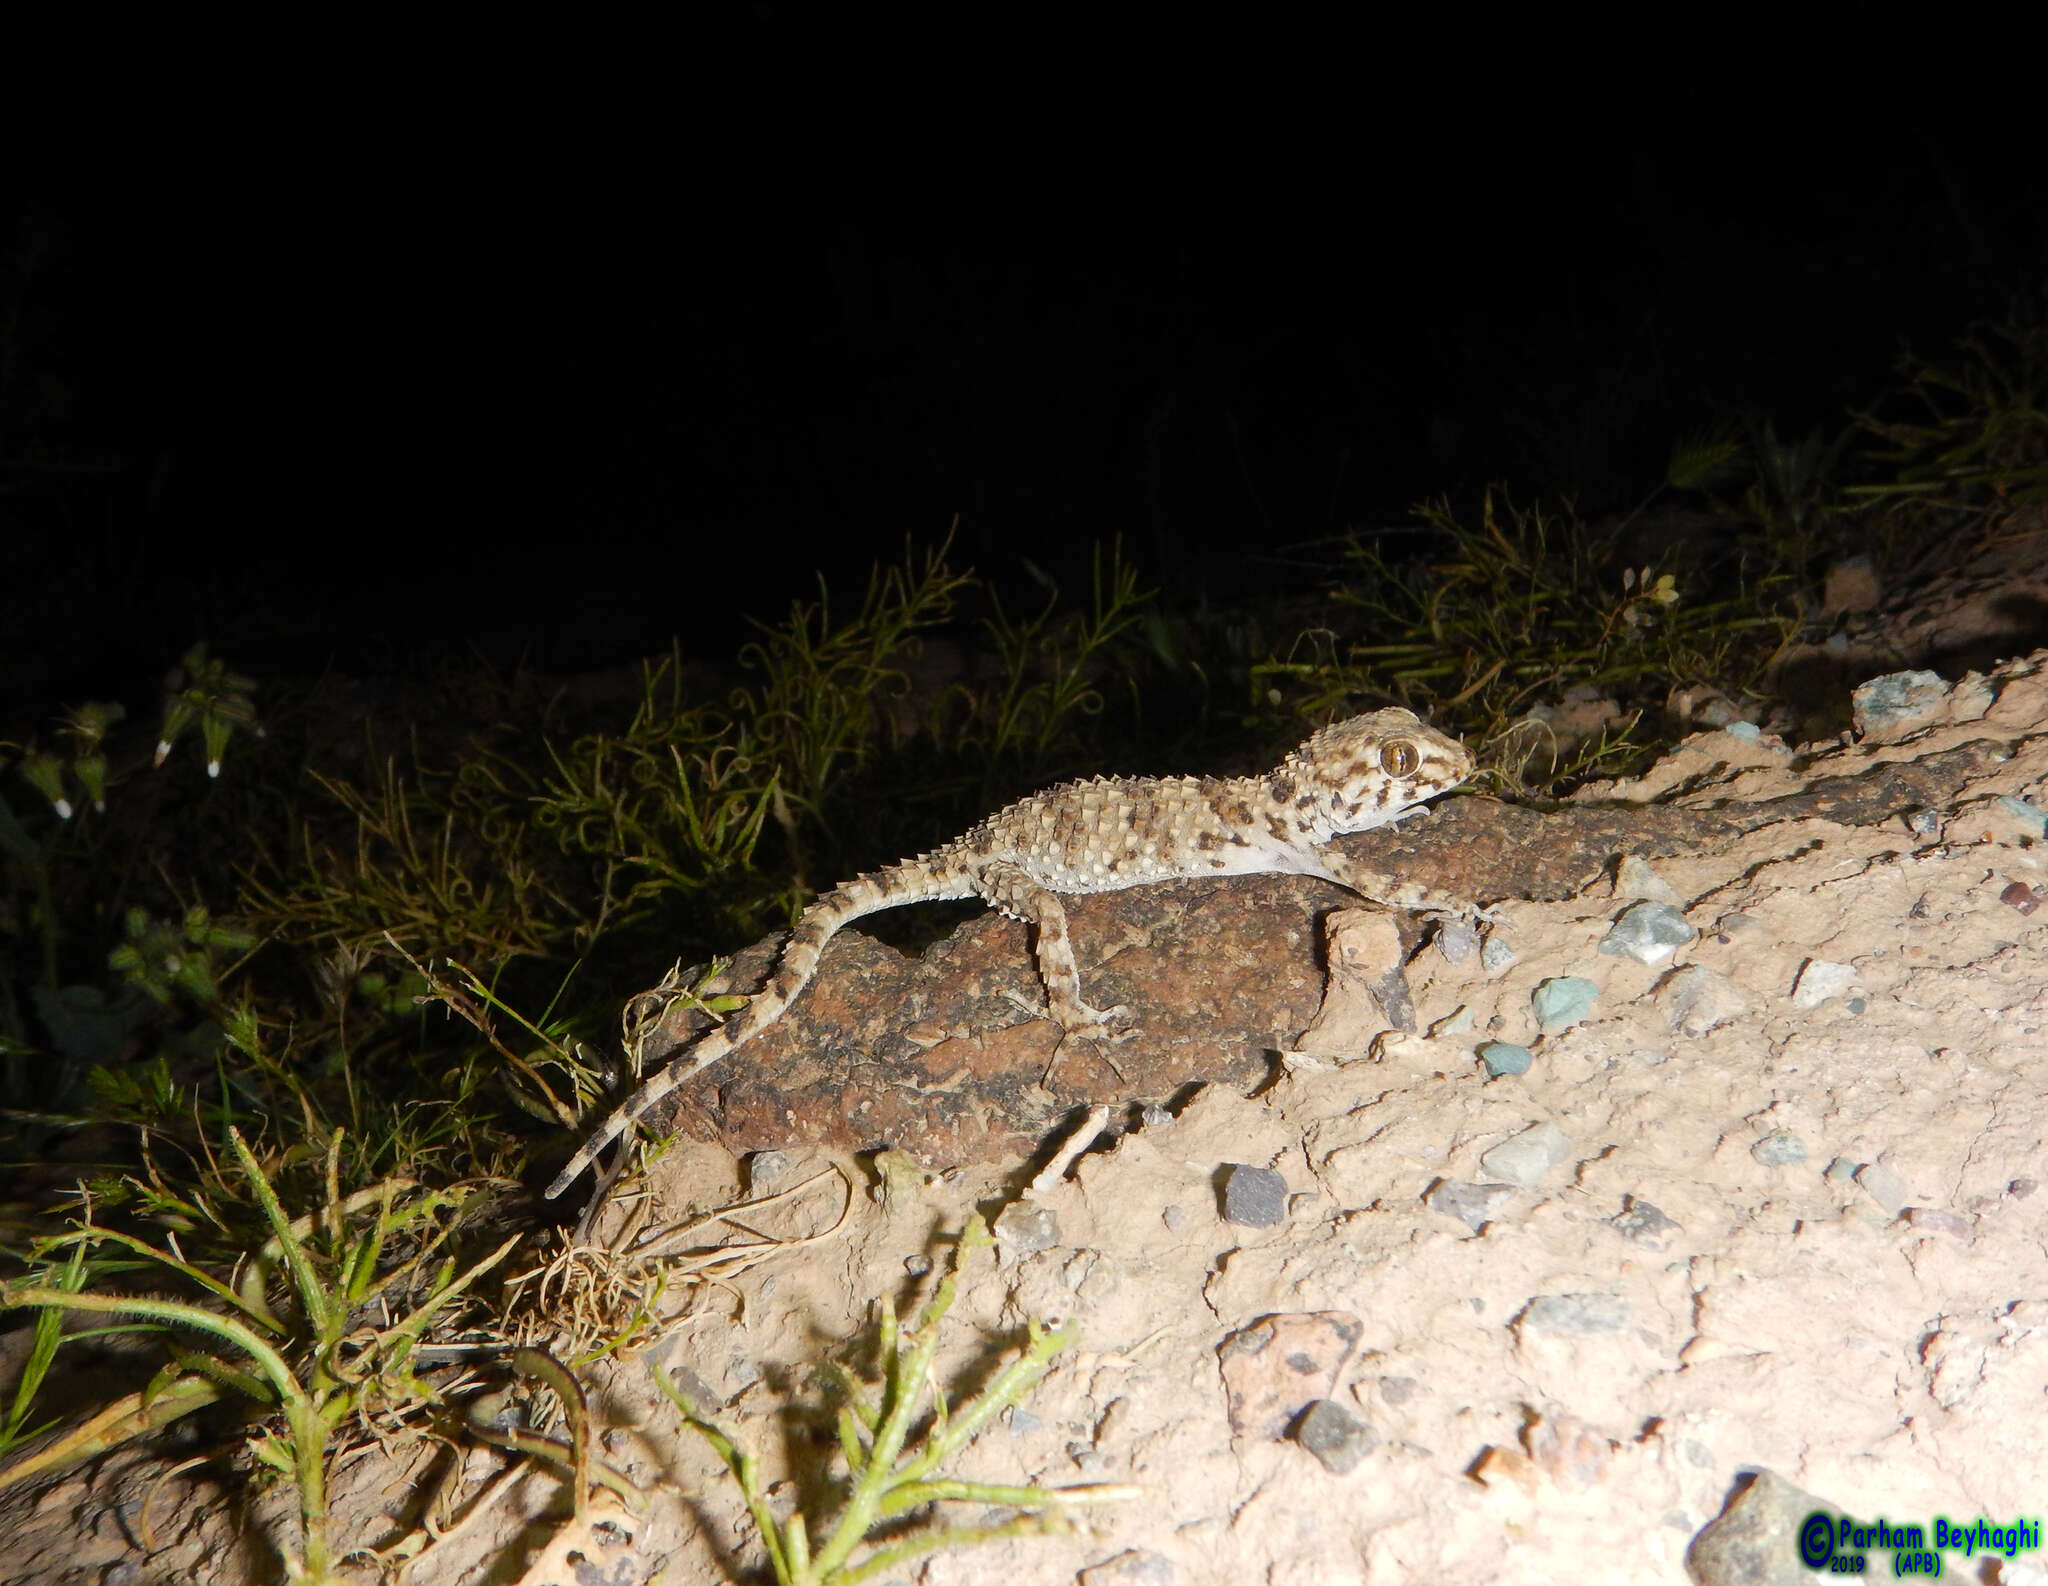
1280, 708, 1474, 833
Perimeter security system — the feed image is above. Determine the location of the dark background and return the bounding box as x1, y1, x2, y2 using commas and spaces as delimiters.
4, 15, 2043, 726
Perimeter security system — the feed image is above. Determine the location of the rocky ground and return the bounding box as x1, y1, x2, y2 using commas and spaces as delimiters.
5, 633, 2048, 1584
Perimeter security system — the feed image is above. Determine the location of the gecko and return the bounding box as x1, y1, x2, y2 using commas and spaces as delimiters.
544, 708, 1481, 1199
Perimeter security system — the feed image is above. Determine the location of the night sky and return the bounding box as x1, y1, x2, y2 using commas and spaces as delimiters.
5, 15, 2042, 727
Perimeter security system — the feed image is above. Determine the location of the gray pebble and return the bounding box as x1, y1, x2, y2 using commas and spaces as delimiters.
1517, 1292, 1629, 1335
1480, 935, 1518, 972
1532, 975, 1599, 1032
1599, 901, 1697, 965
1853, 1162, 1909, 1218
1477, 1041, 1533, 1078
1220, 1164, 1289, 1227
993, 1199, 1061, 1253
1610, 1197, 1681, 1250
1293, 1398, 1380, 1475
1659, 964, 1749, 1036
1689, 1469, 1845, 1586
1902, 1207, 1972, 1240
1426, 1179, 1515, 1232
1751, 1131, 1807, 1168
1480, 1121, 1572, 1187
1850, 669, 1949, 735
1791, 958, 1857, 1010
1614, 854, 1680, 904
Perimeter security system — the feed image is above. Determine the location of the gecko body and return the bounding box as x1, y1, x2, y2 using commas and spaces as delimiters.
545, 708, 1477, 1199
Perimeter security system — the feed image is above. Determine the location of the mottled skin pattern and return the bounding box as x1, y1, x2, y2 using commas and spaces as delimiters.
545, 709, 1477, 1199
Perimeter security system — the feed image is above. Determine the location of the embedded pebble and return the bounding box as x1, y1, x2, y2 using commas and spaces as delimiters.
1903, 1207, 1972, 1240
2002, 881, 2041, 916
993, 1200, 1061, 1253
1216, 1312, 1362, 1439
1659, 965, 1749, 1036
1689, 1469, 1846, 1586
1426, 1180, 1514, 1232
1517, 1292, 1628, 1336
1480, 935, 1518, 972
1293, 1398, 1379, 1475
1078, 1550, 1177, 1586
1614, 854, 1680, 903
1850, 668, 1949, 736
1610, 1198, 1680, 1250
1853, 1162, 1909, 1218
745, 1150, 793, 1194
1435, 920, 1479, 963
1220, 1164, 1289, 1228
1904, 807, 1942, 837
1995, 794, 2048, 837
1751, 1131, 1807, 1168
1791, 958, 1857, 1009
1480, 1122, 1572, 1187
1532, 975, 1598, 1032
1723, 720, 1761, 742
1599, 901, 1696, 965
1431, 1005, 1475, 1037
1477, 1041, 1532, 1078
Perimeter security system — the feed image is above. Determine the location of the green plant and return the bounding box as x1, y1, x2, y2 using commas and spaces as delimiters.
1259, 490, 1795, 788
653, 1214, 1137, 1586
1847, 306, 2048, 529
0, 1126, 517, 1583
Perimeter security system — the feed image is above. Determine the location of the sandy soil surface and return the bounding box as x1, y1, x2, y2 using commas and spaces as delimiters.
5, 642, 2047, 1585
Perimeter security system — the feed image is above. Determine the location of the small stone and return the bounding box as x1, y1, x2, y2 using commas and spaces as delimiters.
1688, 1469, 1846, 1586
1517, 1292, 1628, 1336
1751, 1131, 1807, 1168
1599, 901, 1697, 965
1078, 1550, 1177, 1586
1426, 1179, 1514, 1232
1480, 935, 1518, 972
1220, 1164, 1289, 1228
1161, 1203, 1185, 1231
1006, 1407, 1042, 1435
1480, 1121, 1572, 1187
745, 1150, 793, 1194
1532, 975, 1599, 1032
2002, 881, 2041, 916
1902, 1207, 1972, 1240
1610, 1197, 1680, 1250
1995, 795, 2048, 837
1216, 1312, 1363, 1440
1904, 807, 1941, 837
1431, 1005, 1475, 1037
1724, 720, 1761, 742
1614, 854, 1681, 903
1851, 669, 1949, 738
1293, 1398, 1379, 1475
904, 1254, 932, 1277
1823, 1157, 1859, 1187
1435, 920, 1479, 963
993, 1199, 1061, 1253
1634, 1047, 1671, 1066
1790, 958, 1857, 1009
1660, 965, 1749, 1036
1139, 1104, 1174, 1129
1477, 1041, 1532, 1078
2012, 1177, 2040, 1200
1853, 1162, 1909, 1218
1378, 1375, 1419, 1406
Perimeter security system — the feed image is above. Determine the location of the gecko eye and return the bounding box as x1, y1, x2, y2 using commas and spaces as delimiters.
1379, 740, 1420, 778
